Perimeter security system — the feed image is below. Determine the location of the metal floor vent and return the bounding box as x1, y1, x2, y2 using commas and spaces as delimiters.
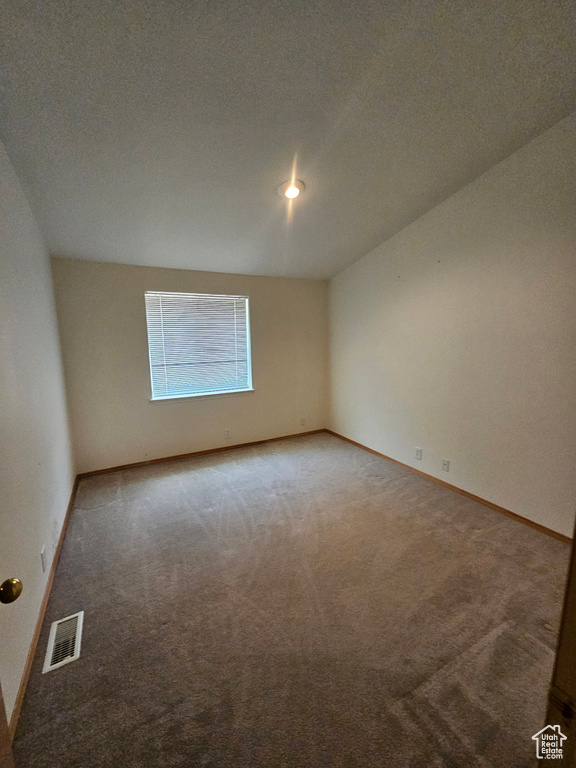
42, 611, 84, 673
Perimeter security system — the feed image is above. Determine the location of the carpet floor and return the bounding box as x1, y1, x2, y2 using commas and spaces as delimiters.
14, 432, 570, 767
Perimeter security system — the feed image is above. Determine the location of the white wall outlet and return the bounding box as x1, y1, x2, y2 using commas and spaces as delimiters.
415, 447, 422, 460
300, 418, 306, 427
40, 545, 48, 573
442, 459, 450, 472
224, 428, 231, 439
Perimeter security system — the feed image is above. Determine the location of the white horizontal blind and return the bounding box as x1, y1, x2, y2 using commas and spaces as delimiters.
145, 291, 252, 399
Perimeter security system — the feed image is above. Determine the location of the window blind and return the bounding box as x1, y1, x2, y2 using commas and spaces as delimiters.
144, 291, 252, 400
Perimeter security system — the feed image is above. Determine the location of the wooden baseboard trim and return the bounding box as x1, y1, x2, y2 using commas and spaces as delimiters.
78, 429, 326, 479
325, 430, 572, 544
9, 476, 80, 739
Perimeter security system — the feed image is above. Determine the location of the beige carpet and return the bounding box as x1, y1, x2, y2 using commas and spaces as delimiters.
14, 432, 570, 767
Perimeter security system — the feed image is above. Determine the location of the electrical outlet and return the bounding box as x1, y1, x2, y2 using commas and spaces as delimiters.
442, 459, 450, 472
300, 418, 306, 427
40, 545, 48, 573
415, 447, 422, 460
224, 428, 231, 439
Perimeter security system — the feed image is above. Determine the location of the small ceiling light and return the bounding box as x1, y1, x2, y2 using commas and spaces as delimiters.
278, 179, 305, 199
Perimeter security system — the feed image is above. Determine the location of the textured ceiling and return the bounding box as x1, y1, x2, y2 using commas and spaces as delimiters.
1, 0, 575, 279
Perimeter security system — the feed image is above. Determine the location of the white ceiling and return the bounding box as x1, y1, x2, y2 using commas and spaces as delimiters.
1, 0, 575, 279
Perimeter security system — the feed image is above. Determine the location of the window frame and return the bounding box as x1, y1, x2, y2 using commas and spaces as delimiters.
144, 290, 254, 402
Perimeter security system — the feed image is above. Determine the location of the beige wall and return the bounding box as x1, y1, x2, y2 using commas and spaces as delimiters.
52, 259, 329, 474
0, 144, 74, 719
330, 113, 576, 537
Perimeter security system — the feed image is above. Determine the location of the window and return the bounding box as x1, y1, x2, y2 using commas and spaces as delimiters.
144, 291, 252, 400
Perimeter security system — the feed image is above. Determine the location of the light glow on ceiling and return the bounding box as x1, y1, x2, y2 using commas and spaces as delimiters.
285, 184, 301, 199
279, 156, 306, 225
278, 179, 306, 199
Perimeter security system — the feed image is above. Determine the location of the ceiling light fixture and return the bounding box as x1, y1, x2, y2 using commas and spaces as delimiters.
278, 179, 305, 199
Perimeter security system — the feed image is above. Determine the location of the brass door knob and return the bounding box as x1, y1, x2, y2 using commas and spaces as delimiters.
0, 578, 23, 604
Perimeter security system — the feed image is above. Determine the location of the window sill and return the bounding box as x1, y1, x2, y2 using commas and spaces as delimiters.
150, 388, 255, 403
